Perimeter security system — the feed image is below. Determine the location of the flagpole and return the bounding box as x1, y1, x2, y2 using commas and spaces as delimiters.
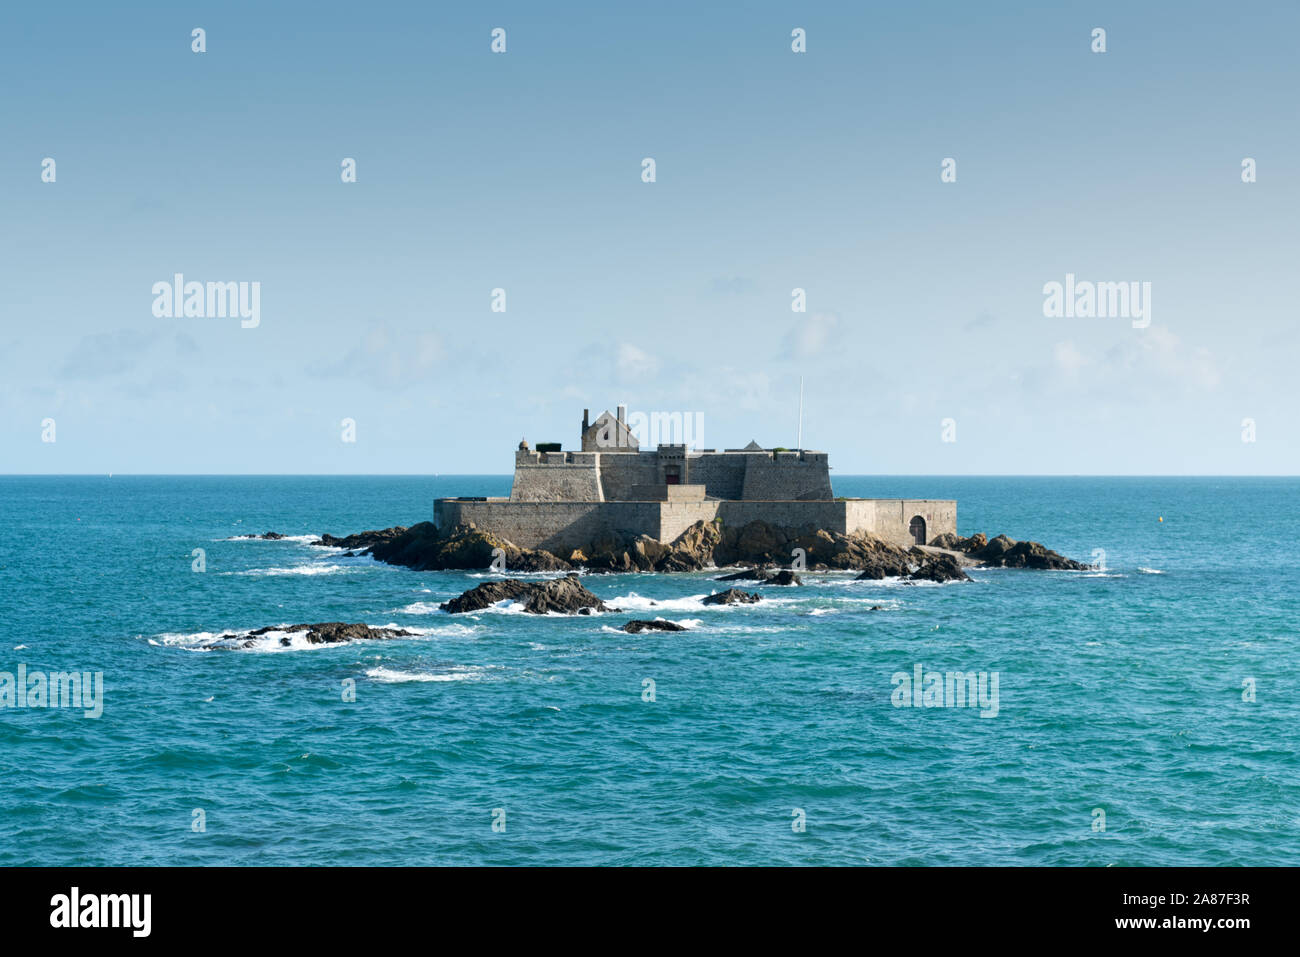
797, 376, 804, 451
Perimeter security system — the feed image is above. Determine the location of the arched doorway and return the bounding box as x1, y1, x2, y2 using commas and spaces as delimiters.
909, 515, 926, 545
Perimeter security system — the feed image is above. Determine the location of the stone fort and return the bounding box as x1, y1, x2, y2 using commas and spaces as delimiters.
434, 406, 956, 554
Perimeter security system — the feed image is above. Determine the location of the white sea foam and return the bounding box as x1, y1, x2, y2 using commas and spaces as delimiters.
224, 533, 320, 544
599, 617, 700, 634
804, 573, 877, 587
463, 598, 608, 617
365, 665, 494, 683
606, 591, 788, 613
227, 564, 356, 577
487, 599, 531, 615
148, 622, 459, 653
1137, 567, 1165, 575
463, 570, 571, 580
393, 601, 444, 614
416, 623, 481, 638
150, 628, 315, 653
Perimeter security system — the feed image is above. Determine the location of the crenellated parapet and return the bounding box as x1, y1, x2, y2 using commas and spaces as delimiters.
470, 408, 953, 548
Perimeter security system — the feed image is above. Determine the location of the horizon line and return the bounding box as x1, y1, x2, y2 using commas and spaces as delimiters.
2, 473, 1298, 480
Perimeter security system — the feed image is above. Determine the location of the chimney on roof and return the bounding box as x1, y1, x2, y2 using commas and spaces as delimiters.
582, 408, 589, 431
616, 404, 626, 430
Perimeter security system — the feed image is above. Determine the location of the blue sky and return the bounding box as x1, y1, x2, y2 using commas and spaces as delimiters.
2, 1, 1297, 474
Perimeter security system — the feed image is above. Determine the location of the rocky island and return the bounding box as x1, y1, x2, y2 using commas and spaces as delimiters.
235, 408, 1092, 623
306, 518, 1086, 581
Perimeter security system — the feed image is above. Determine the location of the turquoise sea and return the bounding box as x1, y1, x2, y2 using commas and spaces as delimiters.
0, 476, 1296, 866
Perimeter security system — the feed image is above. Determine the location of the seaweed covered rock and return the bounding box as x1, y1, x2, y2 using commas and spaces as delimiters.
905, 554, 971, 582
969, 534, 1088, 570
315, 522, 570, 573
202, 622, 417, 649
701, 588, 762, 606
622, 619, 687, 633
440, 574, 606, 615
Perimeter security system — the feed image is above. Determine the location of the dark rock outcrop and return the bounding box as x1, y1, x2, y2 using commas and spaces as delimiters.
933, 531, 1089, 570
714, 520, 927, 573
855, 550, 970, 582
315, 517, 1086, 578
764, 569, 802, 586
580, 521, 725, 573
905, 553, 972, 583
314, 523, 570, 573
929, 532, 986, 553
239, 531, 287, 540
313, 526, 410, 551
702, 588, 762, 606
716, 567, 802, 585
715, 567, 773, 581
441, 574, 607, 615
622, 619, 687, 633
968, 534, 1088, 570
853, 554, 913, 580
205, 622, 417, 649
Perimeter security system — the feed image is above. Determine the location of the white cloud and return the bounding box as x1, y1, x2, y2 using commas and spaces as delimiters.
1053, 339, 1090, 376
311, 324, 443, 388
781, 312, 840, 358
616, 343, 659, 378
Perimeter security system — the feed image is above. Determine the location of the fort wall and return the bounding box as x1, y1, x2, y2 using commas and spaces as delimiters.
509, 451, 604, 502
738, 451, 832, 501
591, 453, 660, 501
435, 499, 664, 555
509, 447, 834, 503
435, 497, 957, 551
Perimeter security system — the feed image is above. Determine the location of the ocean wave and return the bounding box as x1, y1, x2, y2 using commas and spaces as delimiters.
392, 601, 443, 614
223, 534, 320, 544
463, 570, 572, 580
1137, 567, 1165, 574
147, 622, 457, 653
150, 628, 321, 652
599, 617, 701, 634
225, 564, 356, 577
804, 573, 878, 587
607, 592, 788, 613
460, 599, 611, 617
817, 575, 947, 589
365, 664, 496, 683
